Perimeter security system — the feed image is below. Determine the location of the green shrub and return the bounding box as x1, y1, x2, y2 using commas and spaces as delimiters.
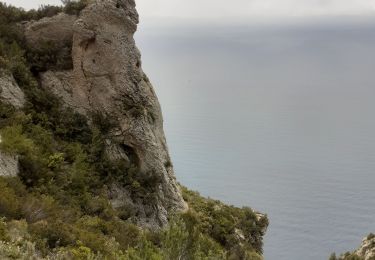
70, 243, 103, 260
181, 186, 268, 256
162, 217, 190, 260
0, 125, 35, 155
62, 0, 90, 15
0, 41, 36, 89
0, 102, 16, 128
30, 220, 76, 249
27, 41, 73, 73
329, 252, 365, 260
0, 179, 21, 219
0, 3, 62, 24
0, 219, 9, 241
0, 240, 38, 260
159, 216, 225, 260
91, 111, 118, 136
124, 235, 163, 260
28, 5, 63, 20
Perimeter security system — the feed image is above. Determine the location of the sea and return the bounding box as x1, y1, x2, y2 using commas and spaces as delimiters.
135, 17, 375, 259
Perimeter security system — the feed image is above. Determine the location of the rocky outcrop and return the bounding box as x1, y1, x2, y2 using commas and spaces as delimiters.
25, 0, 187, 228
354, 234, 375, 260
335, 234, 375, 260
0, 73, 25, 109
0, 151, 19, 177
24, 13, 76, 49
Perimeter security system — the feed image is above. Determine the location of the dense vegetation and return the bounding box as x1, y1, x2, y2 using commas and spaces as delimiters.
0, 1, 267, 259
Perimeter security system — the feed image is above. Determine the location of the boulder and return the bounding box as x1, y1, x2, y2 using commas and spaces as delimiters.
0, 74, 25, 109
0, 151, 19, 177
24, 13, 76, 49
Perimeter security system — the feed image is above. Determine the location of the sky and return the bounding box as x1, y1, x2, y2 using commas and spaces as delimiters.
2, 0, 375, 20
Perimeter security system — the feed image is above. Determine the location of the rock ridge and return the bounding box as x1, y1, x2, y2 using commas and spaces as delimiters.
354, 235, 375, 260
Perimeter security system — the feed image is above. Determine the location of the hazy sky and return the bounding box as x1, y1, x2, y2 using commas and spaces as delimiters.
3, 0, 375, 19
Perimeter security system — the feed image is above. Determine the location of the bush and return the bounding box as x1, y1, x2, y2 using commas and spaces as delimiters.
124, 239, 163, 260
62, 0, 89, 15
0, 240, 38, 260
0, 102, 16, 128
0, 125, 35, 155
0, 41, 36, 89
159, 216, 225, 260
0, 3, 62, 24
0, 179, 21, 219
181, 186, 268, 256
27, 41, 73, 73
30, 220, 76, 249
70, 244, 103, 260
162, 217, 190, 260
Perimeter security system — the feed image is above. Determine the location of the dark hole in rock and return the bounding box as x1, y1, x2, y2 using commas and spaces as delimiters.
136, 61, 141, 68
121, 144, 139, 167
164, 160, 172, 168
92, 59, 96, 64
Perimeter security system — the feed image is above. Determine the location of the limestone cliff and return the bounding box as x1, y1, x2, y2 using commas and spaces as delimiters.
24, 0, 187, 228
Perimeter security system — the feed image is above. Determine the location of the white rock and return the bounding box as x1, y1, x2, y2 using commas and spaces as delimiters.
0, 74, 25, 109
355, 235, 375, 260
0, 151, 19, 177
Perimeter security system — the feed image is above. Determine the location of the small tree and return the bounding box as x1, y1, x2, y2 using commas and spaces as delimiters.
61, 0, 90, 15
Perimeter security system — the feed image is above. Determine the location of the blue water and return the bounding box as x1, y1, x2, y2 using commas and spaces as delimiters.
136, 19, 375, 259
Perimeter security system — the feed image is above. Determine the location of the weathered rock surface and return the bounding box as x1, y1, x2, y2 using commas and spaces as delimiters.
0, 151, 19, 177
0, 152, 19, 177
336, 234, 375, 260
0, 74, 25, 108
26, 0, 187, 228
354, 235, 375, 260
25, 13, 76, 49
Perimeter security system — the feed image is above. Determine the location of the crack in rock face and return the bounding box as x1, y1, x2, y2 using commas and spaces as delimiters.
26, 0, 187, 228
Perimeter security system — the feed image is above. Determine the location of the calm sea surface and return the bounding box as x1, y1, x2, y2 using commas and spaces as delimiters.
136, 19, 375, 259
